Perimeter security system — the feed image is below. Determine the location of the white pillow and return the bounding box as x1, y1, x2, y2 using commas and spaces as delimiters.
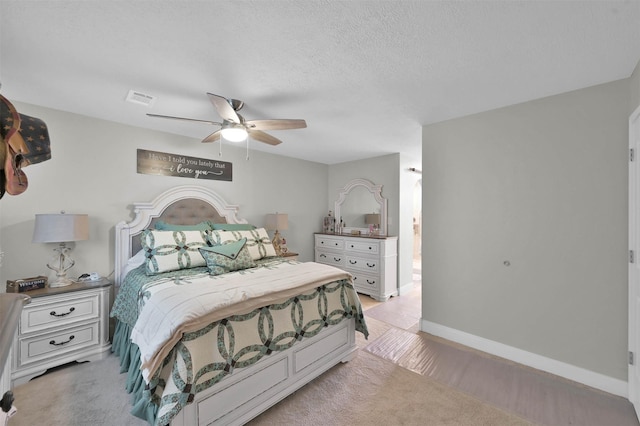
141, 229, 210, 275
120, 249, 146, 282
209, 228, 277, 260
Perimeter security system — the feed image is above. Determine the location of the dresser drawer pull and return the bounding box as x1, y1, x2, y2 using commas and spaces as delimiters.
366, 263, 376, 268
50, 307, 75, 317
349, 260, 357, 265
49, 335, 75, 346
367, 279, 376, 285
320, 254, 327, 258
333, 257, 341, 262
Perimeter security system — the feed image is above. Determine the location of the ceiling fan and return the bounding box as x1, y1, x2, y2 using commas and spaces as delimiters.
147, 92, 306, 146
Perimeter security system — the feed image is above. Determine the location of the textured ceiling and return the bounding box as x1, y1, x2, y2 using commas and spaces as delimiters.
1, 1, 639, 165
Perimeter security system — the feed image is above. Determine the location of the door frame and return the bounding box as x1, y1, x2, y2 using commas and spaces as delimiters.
629, 104, 640, 416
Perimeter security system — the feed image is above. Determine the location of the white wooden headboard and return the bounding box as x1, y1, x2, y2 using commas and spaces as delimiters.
114, 185, 248, 286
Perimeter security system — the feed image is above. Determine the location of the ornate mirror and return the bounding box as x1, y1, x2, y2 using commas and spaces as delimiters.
334, 178, 387, 236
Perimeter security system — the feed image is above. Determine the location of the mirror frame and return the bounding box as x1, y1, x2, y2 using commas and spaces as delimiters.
334, 178, 387, 236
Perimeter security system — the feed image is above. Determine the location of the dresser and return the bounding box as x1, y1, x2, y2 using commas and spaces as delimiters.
11, 279, 112, 386
314, 233, 397, 301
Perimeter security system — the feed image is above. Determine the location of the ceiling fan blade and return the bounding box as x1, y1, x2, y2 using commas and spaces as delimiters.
248, 130, 282, 146
147, 113, 221, 126
202, 130, 222, 143
245, 119, 307, 131
207, 93, 240, 123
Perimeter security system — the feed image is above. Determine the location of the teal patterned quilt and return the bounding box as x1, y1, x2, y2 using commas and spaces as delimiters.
110, 259, 368, 426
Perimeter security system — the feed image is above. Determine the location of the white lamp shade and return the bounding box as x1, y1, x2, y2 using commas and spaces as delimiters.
32, 213, 89, 243
265, 213, 288, 231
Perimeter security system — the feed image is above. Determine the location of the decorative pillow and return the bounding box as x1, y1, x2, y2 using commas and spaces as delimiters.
209, 228, 277, 260
141, 229, 210, 275
154, 220, 212, 231
199, 238, 257, 276
211, 223, 256, 231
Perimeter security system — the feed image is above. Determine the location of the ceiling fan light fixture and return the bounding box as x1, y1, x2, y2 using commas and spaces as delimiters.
221, 125, 248, 142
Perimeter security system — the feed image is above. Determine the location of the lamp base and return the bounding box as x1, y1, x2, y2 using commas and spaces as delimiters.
49, 277, 73, 288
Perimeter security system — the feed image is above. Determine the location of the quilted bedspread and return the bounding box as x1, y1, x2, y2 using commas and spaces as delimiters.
110, 259, 369, 426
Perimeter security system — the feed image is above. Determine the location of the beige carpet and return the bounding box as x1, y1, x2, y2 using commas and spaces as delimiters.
10, 316, 530, 425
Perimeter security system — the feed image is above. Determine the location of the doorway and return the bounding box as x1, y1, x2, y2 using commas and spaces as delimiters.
413, 179, 422, 281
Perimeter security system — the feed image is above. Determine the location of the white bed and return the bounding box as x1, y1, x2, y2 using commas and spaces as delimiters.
111, 185, 368, 426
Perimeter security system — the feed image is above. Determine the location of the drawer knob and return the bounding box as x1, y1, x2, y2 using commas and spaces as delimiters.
367, 263, 375, 268
49, 335, 75, 346
367, 279, 376, 285
334, 257, 341, 262
349, 260, 357, 265
50, 307, 75, 317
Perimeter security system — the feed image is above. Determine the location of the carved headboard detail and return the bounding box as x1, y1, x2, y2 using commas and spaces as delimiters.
114, 185, 248, 286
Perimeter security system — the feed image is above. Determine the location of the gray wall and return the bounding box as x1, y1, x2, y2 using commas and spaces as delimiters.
0, 102, 328, 286
631, 60, 640, 115
422, 78, 630, 380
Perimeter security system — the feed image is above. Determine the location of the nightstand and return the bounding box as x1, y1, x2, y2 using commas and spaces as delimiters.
281, 252, 299, 261
11, 279, 112, 386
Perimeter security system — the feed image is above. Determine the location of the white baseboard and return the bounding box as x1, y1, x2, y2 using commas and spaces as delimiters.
420, 319, 628, 398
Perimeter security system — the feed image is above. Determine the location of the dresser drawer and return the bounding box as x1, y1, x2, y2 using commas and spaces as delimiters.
345, 255, 379, 274
351, 271, 380, 292
315, 236, 344, 250
315, 250, 345, 267
345, 240, 380, 255
17, 321, 99, 367
20, 293, 100, 335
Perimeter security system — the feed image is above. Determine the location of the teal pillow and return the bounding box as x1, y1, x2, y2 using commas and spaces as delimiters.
154, 220, 212, 231
211, 223, 256, 231
198, 238, 257, 276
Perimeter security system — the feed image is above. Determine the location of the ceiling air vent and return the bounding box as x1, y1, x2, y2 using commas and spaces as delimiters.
126, 90, 156, 107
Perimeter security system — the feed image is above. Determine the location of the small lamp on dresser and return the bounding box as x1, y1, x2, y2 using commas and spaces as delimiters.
265, 213, 288, 256
32, 212, 89, 288
365, 213, 381, 236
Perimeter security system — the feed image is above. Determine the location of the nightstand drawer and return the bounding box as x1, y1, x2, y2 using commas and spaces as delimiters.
17, 322, 99, 367
20, 293, 99, 334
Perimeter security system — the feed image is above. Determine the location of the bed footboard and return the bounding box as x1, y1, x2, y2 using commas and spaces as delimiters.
170, 318, 357, 426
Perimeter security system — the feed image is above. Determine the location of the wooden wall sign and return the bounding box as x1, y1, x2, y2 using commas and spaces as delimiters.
137, 149, 232, 181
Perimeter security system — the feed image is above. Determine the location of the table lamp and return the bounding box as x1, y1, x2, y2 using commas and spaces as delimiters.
365, 213, 381, 236
32, 212, 89, 287
265, 213, 288, 256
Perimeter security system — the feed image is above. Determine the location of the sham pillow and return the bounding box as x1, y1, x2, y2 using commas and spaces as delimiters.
141, 229, 210, 275
209, 228, 277, 260
211, 223, 256, 231
199, 238, 257, 276
154, 220, 212, 231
